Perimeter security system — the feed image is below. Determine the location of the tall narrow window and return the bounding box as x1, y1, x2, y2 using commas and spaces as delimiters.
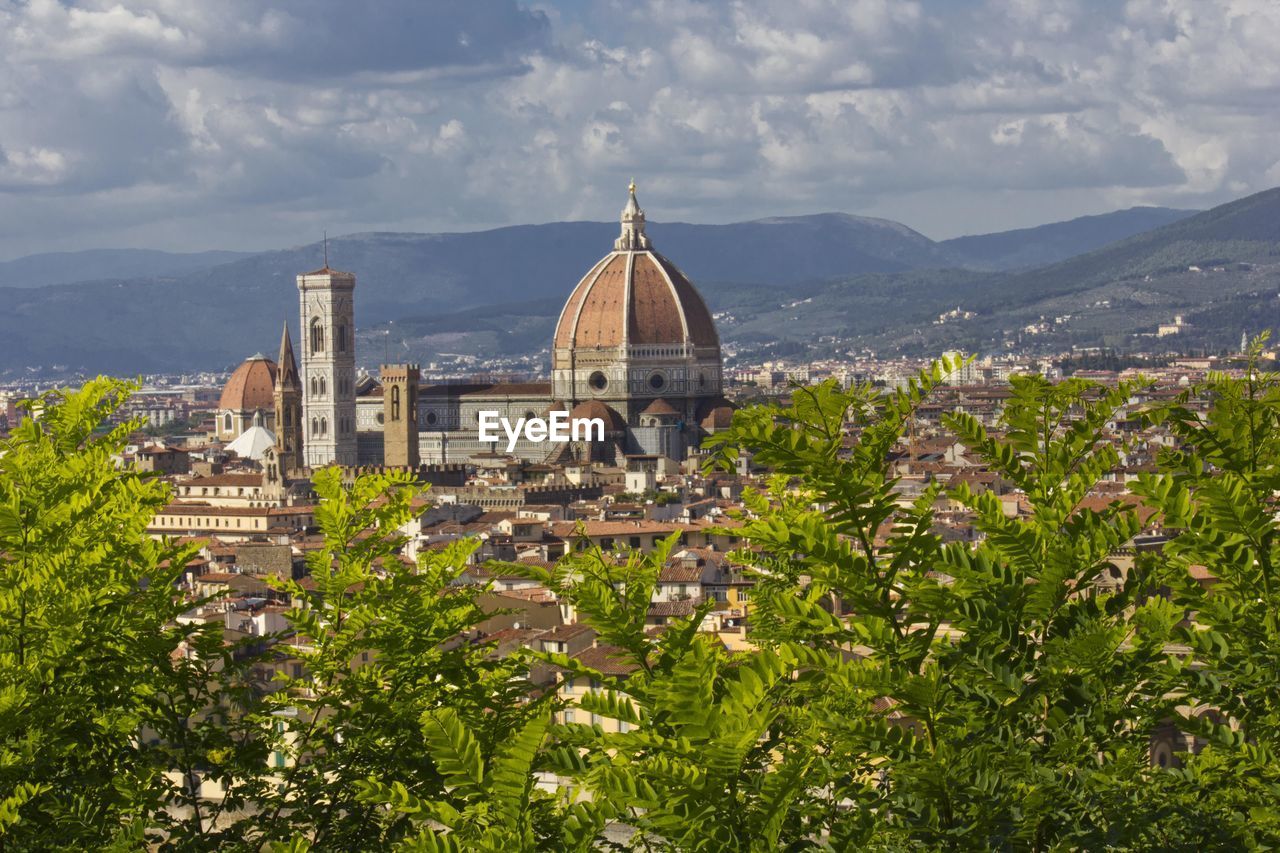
321, 417, 328, 436
337, 324, 347, 353
319, 376, 327, 396
310, 318, 325, 354
223, 413, 232, 432
391, 386, 401, 421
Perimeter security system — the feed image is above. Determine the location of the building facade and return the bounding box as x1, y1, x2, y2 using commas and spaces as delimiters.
416, 183, 732, 464
550, 181, 724, 426
218, 181, 731, 473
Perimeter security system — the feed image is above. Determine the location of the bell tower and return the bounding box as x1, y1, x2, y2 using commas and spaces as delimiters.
298, 253, 357, 468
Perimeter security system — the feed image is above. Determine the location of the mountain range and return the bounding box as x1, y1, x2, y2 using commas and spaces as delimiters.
0, 249, 253, 290
723, 188, 1280, 360
3, 190, 1277, 375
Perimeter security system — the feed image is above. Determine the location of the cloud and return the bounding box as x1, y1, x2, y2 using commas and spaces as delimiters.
5, 0, 551, 77
0, 0, 1277, 257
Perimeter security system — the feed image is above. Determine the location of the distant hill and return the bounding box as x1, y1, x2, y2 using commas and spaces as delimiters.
0, 248, 252, 289
942, 206, 1198, 270
719, 187, 1280, 358
0, 214, 961, 373
1, 190, 1273, 375
990, 187, 1280, 306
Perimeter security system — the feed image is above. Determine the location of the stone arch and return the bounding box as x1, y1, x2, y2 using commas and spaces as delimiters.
310, 318, 325, 354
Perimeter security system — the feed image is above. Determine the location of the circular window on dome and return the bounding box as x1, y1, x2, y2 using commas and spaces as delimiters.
588, 371, 608, 392
376, 413, 385, 425
425, 411, 438, 426
648, 372, 667, 391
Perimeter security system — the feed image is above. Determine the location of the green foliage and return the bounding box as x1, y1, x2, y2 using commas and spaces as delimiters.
243, 467, 549, 850
512, 539, 824, 851
701, 361, 1234, 848
0, 384, 565, 850
1130, 333, 1280, 843
0, 378, 199, 848
353, 702, 606, 852
5, 359, 1280, 850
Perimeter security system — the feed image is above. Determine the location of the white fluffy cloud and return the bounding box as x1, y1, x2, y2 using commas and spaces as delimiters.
0, 0, 1277, 257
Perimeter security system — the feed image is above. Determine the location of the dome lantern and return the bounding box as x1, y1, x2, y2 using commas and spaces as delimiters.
614, 179, 651, 251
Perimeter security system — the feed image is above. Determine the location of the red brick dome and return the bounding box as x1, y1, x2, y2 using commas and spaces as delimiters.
219, 355, 277, 412
554, 252, 718, 350
554, 184, 718, 352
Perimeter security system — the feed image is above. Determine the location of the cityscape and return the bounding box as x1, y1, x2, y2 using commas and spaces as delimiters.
3, 0, 1280, 849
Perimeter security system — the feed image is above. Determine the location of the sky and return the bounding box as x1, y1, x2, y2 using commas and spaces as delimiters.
1, 0, 1278, 259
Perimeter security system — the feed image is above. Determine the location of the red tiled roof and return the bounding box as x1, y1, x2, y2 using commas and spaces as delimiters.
573, 644, 640, 675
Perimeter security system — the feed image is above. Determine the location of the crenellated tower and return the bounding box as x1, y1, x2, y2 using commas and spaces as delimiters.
380, 363, 420, 469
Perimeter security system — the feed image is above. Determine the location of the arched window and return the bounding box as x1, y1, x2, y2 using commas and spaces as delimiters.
319, 376, 327, 396
337, 324, 347, 353
310, 318, 325, 354
321, 417, 328, 436
391, 386, 401, 421
311, 417, 318, 437
223, 413, 232, 432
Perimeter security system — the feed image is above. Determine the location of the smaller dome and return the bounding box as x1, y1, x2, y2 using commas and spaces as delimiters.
641, 398, 679, 417
568, 400, 626, 433
698, 397, 736, 430
220, 356, 277, 412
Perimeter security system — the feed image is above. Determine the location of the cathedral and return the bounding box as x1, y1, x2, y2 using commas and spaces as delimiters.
220, 183, 733, 474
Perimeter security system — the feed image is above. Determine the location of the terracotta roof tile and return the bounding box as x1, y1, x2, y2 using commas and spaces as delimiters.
573, 644, 640, 675
554, 250, 718, 351
219, 356, 277, 412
